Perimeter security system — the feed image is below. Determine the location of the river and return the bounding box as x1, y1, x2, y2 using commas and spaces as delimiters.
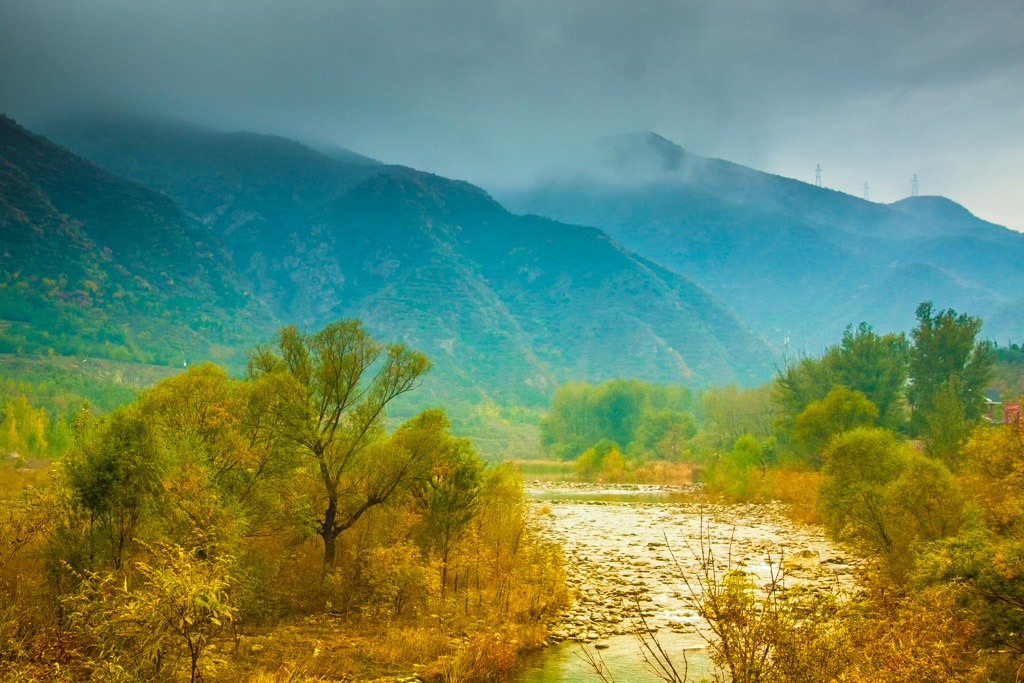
512, 483, 860, 682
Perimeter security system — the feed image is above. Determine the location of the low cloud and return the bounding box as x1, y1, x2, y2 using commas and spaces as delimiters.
2, 0, 1022, 228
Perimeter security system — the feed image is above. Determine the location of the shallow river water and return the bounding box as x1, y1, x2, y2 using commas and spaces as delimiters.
511, 483, 860, 682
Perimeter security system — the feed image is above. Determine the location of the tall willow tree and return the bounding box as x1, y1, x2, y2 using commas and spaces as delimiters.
247, 320, 430, 570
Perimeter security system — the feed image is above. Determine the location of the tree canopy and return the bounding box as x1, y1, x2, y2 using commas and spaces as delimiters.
908, 301, 994, 459
246, 320, 431, 570
539, 379, 695, 460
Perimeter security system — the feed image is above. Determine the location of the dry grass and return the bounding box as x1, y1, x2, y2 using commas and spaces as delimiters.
628, 460, 697, 485
0, 464, 52, 500
761, 469, 824, 524
703, 465, 824, 525
244, 667, 328, 683
512, 459, 575, 482
221, 615, 545, 683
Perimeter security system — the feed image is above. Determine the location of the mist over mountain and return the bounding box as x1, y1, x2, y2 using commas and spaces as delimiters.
498, 131, 1024, 352
29, 118, 774, 408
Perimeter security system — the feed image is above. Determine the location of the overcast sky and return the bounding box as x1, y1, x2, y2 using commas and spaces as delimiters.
2, 0, 1022, 230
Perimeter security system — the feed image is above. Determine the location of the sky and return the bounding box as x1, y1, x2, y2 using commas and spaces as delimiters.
1, 0, 1022, 230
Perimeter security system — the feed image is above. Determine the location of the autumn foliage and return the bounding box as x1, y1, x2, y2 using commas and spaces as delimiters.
0, 321, 567, 682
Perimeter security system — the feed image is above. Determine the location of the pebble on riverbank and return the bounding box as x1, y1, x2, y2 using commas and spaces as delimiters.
528, 482, 861, 647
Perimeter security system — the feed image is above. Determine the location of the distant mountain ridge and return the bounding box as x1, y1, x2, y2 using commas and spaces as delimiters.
0, 115, 273, 366
27, 118, 775, 406
499, 131, 1024, 350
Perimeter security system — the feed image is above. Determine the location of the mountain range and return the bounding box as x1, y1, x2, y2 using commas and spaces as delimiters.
3, 117, 773, 415
498, 131, 1024, 353
5, 115, 1017, 426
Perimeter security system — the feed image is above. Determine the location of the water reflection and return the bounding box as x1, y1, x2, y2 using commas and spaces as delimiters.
524, 483, 701, 505
513, 633, 711, 682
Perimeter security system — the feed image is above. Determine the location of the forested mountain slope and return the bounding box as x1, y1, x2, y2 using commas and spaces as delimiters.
0, 115, 272, 366
498, 131, 1024, 351
31, 119, 775, 406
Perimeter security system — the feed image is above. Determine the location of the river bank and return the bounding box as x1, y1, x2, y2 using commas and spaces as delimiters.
516, 482, 861, 682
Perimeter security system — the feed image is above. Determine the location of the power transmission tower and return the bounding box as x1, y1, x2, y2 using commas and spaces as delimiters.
815, 164, 822, 187
863, 181, 870, 200
912, 174, 919, 197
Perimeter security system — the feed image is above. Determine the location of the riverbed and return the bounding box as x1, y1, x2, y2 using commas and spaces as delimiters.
513, 483, 861, 682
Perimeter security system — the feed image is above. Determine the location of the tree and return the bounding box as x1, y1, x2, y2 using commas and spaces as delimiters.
63, 406, 167, 570
793, 386, 878, 463
0, 396, 51, 460
408, 410, 484, 596
539, 383, 593, 459
134, 363, 297, 551
924, 377, 972, 466
775, 323, 908, 441
542, 379, 696, 460
632, 408, 697, 459
915, 424, 1024, 666
908, 301, 994, 441
67, 543, 236, 683
819, 427, 907, 555
585, 379, 649, 453
820, 426, 960, 582
246, 320, 430, 570
830, 323, 909, 430
774, 356, 837, 437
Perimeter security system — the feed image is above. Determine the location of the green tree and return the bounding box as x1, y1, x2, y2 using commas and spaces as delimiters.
830, 323, 909, 430
774, 356, 836, 437
539, 383, 593, 459
820, 426, 961, 581
908, 301, 994, 441
793, 386, 878, 463
135, 363, 296, 551
775, 323, 908, 442
924, 377, 972, 466
587, 379, 649, 452
632, 408, 697, 459
63, 406, 167, 570
409, 410, 484, 596
246, 320, 430, 570
819, 427, 907, 555
573, 438, 621, 480
542, 379, 697, 460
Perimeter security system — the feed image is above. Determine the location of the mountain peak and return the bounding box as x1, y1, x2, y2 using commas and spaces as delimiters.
594, 130, 693, 173
889, 195, 978, 223
343, 166, 507, 222
547, 130, 707, 187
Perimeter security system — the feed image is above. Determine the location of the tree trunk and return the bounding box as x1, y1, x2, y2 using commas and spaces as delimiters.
321, 496, 338, 571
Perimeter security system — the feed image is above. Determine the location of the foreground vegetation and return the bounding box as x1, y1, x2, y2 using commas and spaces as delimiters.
0, 320, 566, 682
5, 299, 1024, 680
551, 302, 1024, 681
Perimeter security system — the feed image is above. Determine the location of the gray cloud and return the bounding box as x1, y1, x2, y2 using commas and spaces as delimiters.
1, 0, 1022, 228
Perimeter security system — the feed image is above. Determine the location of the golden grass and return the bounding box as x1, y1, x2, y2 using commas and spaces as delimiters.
761, 468, 825, 525
628, 460, 697, 485
703, 465, 824, 525
222, 615, 546, 683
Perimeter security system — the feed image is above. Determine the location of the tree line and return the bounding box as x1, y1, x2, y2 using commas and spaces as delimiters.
542, 301, 997, 478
